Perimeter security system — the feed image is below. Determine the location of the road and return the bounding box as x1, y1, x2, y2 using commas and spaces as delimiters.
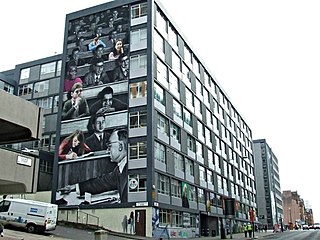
263, 230, 320, 240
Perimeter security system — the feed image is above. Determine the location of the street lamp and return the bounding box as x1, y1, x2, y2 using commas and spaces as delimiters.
289, 208, 292, 229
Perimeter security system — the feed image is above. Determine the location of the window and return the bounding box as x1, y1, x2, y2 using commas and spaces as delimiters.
3, 83, 14, 94
185, 88, 193, 107
158, 173, 170, 195
34, 97, 53, 110
205, 127, 211, 146
198, 188, 205, 204
186, 159, 194, 176
18, 84, 33, 96
174, 151, 184, 171
196, 141, 203, 158
171, 179, 181, 198
130, 54, 147, 71
181, 62, 191, 85
199, 166, 206, 181
129, 174, 147, 192
157, 114, 169, 136
170, 123, 180, 142
34, 80, 49, 94
0, 201, 11, 212
56, 60, 62, 76
131, 2, 147, 19
39, 160, 53, 173
156, 58, 168, 86
195, 79, 203, 99
154, 83, 165, 105
207, 169, 213, 185
154, 30, 164, 56
172, 210, 182, 227
169, 71, 179, 97
168, 24, 178, 49
131, 28, 147, 46
155, 9, 167, 35
171, 50, 181, 74
130, 141, 147, 160
192, 56, 200, 76
129, 110, 147, 128
173, 99, 182, 120
155, 141, 166, 164
40, 62, 56, 79
197, 120, 204, 141
183, 108, 192, 127
187, 135, 196, 152
159, 208, 170, 226
130, 81, 147, 99
189, 185, 196, 202
184, 45, 192, 67
194, 97, 201, 117
20, 68, 30, 81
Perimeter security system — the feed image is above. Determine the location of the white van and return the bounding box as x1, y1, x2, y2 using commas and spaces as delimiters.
0, 198, 58, 233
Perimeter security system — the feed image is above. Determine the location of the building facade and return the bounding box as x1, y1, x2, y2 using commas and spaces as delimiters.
253, 139, 283, 230
1, 0, 258, 238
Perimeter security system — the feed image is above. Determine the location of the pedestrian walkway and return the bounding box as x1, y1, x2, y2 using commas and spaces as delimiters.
186, 230, 274, 240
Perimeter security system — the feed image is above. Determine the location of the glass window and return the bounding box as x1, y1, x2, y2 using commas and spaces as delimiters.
159, 208, 170, 226
56, 60, 62, 76
158, 173, 170, 195
173, 99, 182, 119
185, 88, 193, 107
40, 62, 56, 79
198, 188, 205, 204
154, 30, 164, 56
171, 210, 182, 227
197, 120, 204, 140
131, 2, 147, 19
130, 54, 147, 71
129, 174, 147, 192
189, 185, 196, 202
171, 122, 180, 142
186, 158, 194, 176
155, 141, 166, 164
169, 71, 179, 96
172, 50, 181, 74
18, 84, 33, 96
194, 97, 201, 117
156, 58, 168, 86
168, 24, 178, 49
196, 141, 203, 157
20, 68, 30, 81
129, 110, 147, 128
130, 81, 147, 99
171, 179, 181, 198
184, 44, 192, 66
154, 83, 165, 105
183, 108, 192, 126
199, 166, 206, 181
3, 83, 14, 94
157, 114, 169, 135
156, 9, 167, 35
34, 97, 53, 110
196, 79, 203, 98
205, 127, 211, 145
192, 56, 200, 75
181, 62, 191, 85
130, 141, 147, 160
174, 151, 184, 171
187, 135, 195, 152
207, 169, 213, 185
34, 80, 49, 95
131, 28, 147, 46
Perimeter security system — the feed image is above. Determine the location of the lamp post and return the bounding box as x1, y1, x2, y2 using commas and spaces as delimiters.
289, 207, 292, 229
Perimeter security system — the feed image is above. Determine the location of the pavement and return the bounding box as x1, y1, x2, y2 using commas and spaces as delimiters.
0, 227, 275, 240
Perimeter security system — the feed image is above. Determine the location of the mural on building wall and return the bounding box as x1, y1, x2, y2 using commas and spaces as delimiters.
55, 5, 130, 206
182, 182, 190, 208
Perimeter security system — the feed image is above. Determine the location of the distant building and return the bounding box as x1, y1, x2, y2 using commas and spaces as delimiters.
253, 139, 283, 229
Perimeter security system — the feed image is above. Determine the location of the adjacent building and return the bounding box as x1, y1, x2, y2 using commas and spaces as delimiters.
1, 0, 258, 237
253, 139, 283, 229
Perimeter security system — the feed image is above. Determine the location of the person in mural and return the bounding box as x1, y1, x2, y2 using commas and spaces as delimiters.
61, 82, 90, 120
108, 38, 124, 60
128, 211, 135, 234
58, 130, 91, 161
90, 86, 127, 115
182, 182, 190, 208
86, 113, 108, 151
58, 128, 128, 202
83, 57, 111, 87
122, 215, 128, 233
91, 44, 107, 61
68, 47, 85, 67
112, 54, 129, 81
63, 64, 83, 92
88, 36, 106, 52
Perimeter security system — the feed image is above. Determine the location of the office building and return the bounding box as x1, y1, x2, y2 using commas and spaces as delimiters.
253, 139, 283, 229
1, 0, 257, 237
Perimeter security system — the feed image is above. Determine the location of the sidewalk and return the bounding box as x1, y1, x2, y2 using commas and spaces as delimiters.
186, 230, 274, 240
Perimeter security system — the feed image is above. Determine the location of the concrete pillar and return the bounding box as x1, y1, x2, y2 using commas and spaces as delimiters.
95, 230, 109, 240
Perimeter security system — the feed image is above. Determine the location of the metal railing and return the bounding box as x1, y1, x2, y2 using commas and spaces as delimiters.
58, 208, 100, 228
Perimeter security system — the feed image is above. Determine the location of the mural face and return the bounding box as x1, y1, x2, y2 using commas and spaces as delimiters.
56, 5, 130, 206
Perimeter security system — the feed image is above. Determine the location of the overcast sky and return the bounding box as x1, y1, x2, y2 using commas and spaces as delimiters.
1, 0, 319, 222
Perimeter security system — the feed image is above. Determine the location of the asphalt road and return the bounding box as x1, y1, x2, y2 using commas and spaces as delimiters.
262, 230, 320, 240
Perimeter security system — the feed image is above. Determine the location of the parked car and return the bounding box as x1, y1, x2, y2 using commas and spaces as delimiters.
313, 223, 320, 229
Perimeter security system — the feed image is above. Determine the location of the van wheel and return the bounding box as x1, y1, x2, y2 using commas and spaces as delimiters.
26, 224, 37, 233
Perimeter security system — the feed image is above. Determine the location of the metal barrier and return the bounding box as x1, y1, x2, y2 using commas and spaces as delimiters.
58, 208, 100, 228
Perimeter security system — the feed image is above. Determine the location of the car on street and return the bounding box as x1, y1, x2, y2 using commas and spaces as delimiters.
302, 224, 309, 230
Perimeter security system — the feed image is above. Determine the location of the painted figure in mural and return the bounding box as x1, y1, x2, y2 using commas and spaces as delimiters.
68, 47, 86, 67
90, 86, 127, 115
83, 57, 111, 87
91, 44, 107, 62
59, 128, 128, 203
86, 113, 108, 151
58, 130, 91, 161
61, 83, 90, 120
128, 211, 135, 234
88, 36, 106, 52
182, 183, 190, 208
63, 65, 83, 92
112, 55, 129, 81
108, 38, 124, 60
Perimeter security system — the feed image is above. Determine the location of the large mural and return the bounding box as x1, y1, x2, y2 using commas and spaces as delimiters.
55, 5, 130, 206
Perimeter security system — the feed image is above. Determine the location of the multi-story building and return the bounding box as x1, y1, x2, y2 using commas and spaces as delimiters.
253, 139, 283, 229
1, 0, 258, 237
